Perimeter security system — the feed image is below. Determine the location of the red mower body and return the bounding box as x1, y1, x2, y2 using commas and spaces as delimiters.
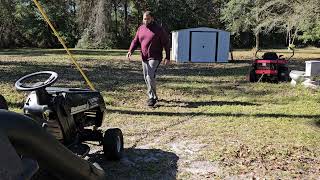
248, 52, 290, 83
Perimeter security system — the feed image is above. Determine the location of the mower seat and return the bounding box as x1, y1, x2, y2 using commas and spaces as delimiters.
262, 52, 278, 60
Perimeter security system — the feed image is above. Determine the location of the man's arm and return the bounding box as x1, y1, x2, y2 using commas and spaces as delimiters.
160, 28, 170, 61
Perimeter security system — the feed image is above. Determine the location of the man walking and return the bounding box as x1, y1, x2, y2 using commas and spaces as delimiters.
127, 11, 170, 107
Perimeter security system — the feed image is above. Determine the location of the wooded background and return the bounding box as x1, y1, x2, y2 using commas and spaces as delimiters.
0, 0, 319, 49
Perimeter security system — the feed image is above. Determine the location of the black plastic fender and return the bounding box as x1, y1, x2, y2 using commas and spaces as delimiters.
0, 110, 106, 180
0, 95, 8, 110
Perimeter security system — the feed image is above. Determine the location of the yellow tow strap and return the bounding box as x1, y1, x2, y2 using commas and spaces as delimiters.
32, 0, 96, 90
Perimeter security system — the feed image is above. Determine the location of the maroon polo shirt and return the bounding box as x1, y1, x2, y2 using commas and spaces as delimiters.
129, 23, 170, 61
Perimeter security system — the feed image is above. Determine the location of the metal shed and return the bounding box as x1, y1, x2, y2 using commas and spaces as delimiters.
171, 27, 230, 63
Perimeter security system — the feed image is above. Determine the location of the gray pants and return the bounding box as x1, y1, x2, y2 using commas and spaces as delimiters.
142, 59, 160, 99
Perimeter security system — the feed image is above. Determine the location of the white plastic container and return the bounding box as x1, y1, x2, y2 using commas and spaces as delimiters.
305, 61, 320, 76
289, 70, 306, 86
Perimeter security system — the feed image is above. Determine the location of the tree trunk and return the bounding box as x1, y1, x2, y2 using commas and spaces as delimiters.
124, 0, 128, 36
134, 1, 141, 28
114, 0, 118, 37
255, 32, 260, 50
292, 28, 298, 45
76, 0, 112, 48
287, 30, 291, 45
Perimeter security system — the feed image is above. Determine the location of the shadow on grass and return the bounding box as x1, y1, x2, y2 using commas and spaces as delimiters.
1, 55, 303, 98
0, 59, 251, 92
158, 78, 249, 84
158, 64, 249, 77
158, 100, 260, 108
107, 108, 320, 120
0, 60, 144, 91
313, 120, 320, 128
229, 60, 253, 63
88, 148, 178, 180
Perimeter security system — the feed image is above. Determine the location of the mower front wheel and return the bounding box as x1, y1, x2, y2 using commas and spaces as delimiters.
103, 128, 123, 161
249, 69, 257, 82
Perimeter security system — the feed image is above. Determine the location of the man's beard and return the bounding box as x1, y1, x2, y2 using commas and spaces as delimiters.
144, 21, 153, 26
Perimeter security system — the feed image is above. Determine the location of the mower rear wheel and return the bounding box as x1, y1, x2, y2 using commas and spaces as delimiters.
103, 128, 123, 161
0, 95, 8, 110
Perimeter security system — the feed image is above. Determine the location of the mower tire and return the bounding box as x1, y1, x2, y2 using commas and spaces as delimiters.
103, 128, 123, 161
279, 69, 290, 82
249, 69, 257, 82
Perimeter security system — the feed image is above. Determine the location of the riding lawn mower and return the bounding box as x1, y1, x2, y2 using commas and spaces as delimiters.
0, 71, 124, 179
14, 71, 124, 160
247, 49, 294, 83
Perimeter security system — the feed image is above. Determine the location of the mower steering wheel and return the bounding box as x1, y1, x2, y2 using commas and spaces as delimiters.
15, 71, 58, 91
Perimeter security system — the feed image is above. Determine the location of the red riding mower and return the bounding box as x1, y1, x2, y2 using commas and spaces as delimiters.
247, 49, 294, 83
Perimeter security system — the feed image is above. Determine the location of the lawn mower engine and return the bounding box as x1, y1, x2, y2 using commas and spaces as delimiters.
248, 52, 290, 83
15, 71, 123, 160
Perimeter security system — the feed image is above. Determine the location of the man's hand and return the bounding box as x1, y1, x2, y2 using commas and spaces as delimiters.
127, 52, 132, 61
163, 58, 170, 65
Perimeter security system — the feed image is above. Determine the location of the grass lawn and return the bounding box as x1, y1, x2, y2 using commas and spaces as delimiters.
1, 47, 320, 179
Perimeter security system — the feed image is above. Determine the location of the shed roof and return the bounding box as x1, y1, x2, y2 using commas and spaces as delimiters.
171, 27, 229, 33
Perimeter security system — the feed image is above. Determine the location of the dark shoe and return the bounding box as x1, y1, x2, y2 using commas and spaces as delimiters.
147, 98, 156, 107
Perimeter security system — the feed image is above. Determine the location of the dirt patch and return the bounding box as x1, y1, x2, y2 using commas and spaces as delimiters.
169, 140, 208, 157
168, 139, 224, 178
183, 161, 221, 175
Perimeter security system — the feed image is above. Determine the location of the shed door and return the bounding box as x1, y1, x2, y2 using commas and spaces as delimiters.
190, 32, 217, 62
